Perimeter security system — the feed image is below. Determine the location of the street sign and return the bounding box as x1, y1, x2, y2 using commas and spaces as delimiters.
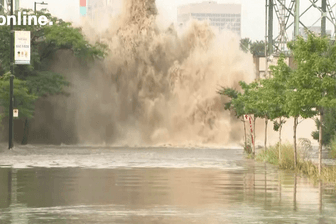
13, 109, 18, 118
15, 31, 30, 65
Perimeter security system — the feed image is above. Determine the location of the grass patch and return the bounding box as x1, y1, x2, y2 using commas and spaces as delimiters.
255, 143, 296, 169
254, 143, 336, 184
255, 146, 279, 165
297, 161, 336, 184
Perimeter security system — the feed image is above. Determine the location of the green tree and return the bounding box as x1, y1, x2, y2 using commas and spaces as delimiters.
0, 72, 37, 118
239, 39, 265, 56
0, 9, 107, 144
233, 81, 266, 156
248, 79, 276, 151
264, 56, 291, 159
219, 81, 265, 156
228, 57, 289, 157
218, 87, 250, 153
312, 108, 336, 146
240, 38, 251, 53
250, 40, 266, 56
287, 34, 336, 173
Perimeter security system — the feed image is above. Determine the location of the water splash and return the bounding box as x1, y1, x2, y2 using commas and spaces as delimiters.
74, 0, 255, 146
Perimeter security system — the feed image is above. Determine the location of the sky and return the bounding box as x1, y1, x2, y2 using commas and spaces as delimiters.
19, 0, 336, 41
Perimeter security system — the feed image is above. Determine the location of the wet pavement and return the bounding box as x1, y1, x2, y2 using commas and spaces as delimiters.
0, 146, 335, 223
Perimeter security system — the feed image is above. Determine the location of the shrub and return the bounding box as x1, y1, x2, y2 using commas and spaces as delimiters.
255, 143, 301, 170
278, 144, 296, 169
255, 145, 279, 165
244, 143, 252, 154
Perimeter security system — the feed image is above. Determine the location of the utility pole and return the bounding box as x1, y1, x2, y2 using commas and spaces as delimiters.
9, 0, 14, 149
265, 0, 274, 78
322, 0, 327, 36
265, 0, 268, 78
319, 0, 327, 176
268, 0, 274, 56
265, 0, 274, 79
294, 0, 300, 37
266, 0, 336, 54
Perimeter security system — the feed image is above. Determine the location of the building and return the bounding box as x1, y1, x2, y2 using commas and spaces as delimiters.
254, 56, 293, 79
298, 26, 332, 39
80, 0, 113, 20
177, 1, 241, 37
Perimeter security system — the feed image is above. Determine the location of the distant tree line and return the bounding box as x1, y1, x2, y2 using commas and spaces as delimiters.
240, 38, 266, 56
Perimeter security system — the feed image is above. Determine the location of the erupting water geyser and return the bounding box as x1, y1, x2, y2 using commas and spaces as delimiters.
73, 0, 256, 146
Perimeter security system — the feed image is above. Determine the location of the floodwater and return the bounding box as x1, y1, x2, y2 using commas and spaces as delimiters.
0, 146, 335, 223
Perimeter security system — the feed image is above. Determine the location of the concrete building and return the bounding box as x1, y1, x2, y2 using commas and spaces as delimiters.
253, 56, 292, 79
177, 1, 241, 36
298, 26, 332, 39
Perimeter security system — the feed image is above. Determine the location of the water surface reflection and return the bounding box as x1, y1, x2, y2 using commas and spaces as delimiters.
0, 148, 335, 223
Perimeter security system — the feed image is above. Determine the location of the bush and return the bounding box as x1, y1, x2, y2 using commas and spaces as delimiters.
279, 144, 296, 169
297, 161, 319, 177
256, 144, 294, 169
255, 145, 279, 165
322, 166, 336, 183
244, 144, 252, 154
255, 143, 301, 170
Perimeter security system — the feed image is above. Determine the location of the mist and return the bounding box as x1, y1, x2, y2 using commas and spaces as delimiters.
13, 0, 256, 147
62, 0, 255, 146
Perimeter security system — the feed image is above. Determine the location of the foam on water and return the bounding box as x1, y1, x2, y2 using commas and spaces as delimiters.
0, 146, 244, 169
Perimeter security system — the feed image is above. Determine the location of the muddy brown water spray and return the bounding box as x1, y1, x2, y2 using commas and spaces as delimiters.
46, 0, 256, 146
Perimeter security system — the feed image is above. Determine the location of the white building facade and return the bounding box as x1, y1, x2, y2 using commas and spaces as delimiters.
177, 1, 241, 37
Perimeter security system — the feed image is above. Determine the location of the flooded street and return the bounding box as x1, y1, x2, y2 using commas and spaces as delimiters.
0, 146, 336, 223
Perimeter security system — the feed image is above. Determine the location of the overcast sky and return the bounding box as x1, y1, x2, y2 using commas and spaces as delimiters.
19, 0, 335, 41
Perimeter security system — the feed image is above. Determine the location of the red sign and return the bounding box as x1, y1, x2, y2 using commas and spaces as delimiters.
80, 0, 86, 7
245, 115, 254, 145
